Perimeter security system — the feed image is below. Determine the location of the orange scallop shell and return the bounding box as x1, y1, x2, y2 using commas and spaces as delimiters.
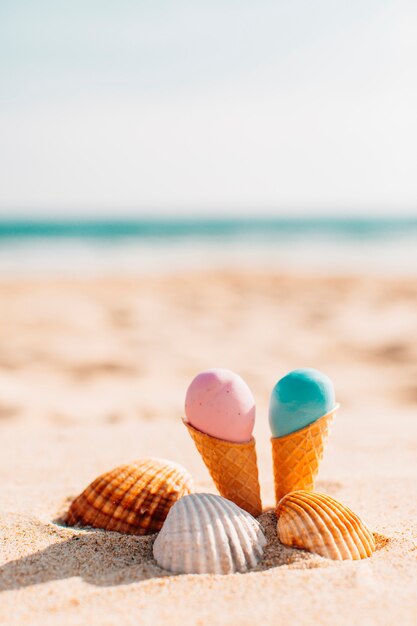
65, 458, 193, 535
276, 490, 375, 560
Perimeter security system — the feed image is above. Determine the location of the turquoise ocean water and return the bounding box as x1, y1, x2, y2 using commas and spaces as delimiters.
0, 217, 416, 275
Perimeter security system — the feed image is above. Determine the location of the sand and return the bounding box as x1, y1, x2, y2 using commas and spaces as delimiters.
0, 270, 416, 625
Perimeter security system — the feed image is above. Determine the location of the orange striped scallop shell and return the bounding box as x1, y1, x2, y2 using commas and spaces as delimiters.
65, 458, 193, 535
276, 490, 375, 560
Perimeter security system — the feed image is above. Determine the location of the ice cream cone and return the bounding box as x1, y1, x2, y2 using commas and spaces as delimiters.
183, 419, 262, 517
271, 406, 338, 505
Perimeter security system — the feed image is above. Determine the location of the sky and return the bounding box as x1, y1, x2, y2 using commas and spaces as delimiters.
0, 0, 416, 217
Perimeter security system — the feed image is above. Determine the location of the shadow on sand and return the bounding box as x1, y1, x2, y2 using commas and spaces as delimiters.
0, 526, 165, 590
0, 509, 309, 590
1, 509, 387, 591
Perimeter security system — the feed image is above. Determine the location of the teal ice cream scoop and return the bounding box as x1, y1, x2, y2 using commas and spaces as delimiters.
269, 368, 336, 438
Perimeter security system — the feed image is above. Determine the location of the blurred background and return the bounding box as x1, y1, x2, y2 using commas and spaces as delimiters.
1, 0, 416, 275
0, 0, 416, 491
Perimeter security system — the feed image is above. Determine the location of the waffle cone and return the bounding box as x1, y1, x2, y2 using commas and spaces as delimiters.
183, 420, 262, 517
271, 408, 337, 506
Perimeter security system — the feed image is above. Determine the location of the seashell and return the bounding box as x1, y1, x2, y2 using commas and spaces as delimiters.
65, 458, 193, 535
276, 490, 375, 560
153, 492, 266, 575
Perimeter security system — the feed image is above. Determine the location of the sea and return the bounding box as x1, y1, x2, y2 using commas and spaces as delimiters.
0, 217, 416, 276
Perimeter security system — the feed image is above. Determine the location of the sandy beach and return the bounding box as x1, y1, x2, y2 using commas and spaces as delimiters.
0, 270, 416, 625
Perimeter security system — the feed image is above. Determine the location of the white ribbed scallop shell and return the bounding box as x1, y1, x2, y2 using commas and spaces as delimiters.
153, 493, 266, 575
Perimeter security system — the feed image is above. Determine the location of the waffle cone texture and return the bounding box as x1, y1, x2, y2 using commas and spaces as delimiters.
183, 420, 262, 517
271, 408, 336, 505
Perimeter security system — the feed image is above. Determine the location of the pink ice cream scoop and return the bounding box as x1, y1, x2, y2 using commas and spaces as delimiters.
184, 368, 256, 443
